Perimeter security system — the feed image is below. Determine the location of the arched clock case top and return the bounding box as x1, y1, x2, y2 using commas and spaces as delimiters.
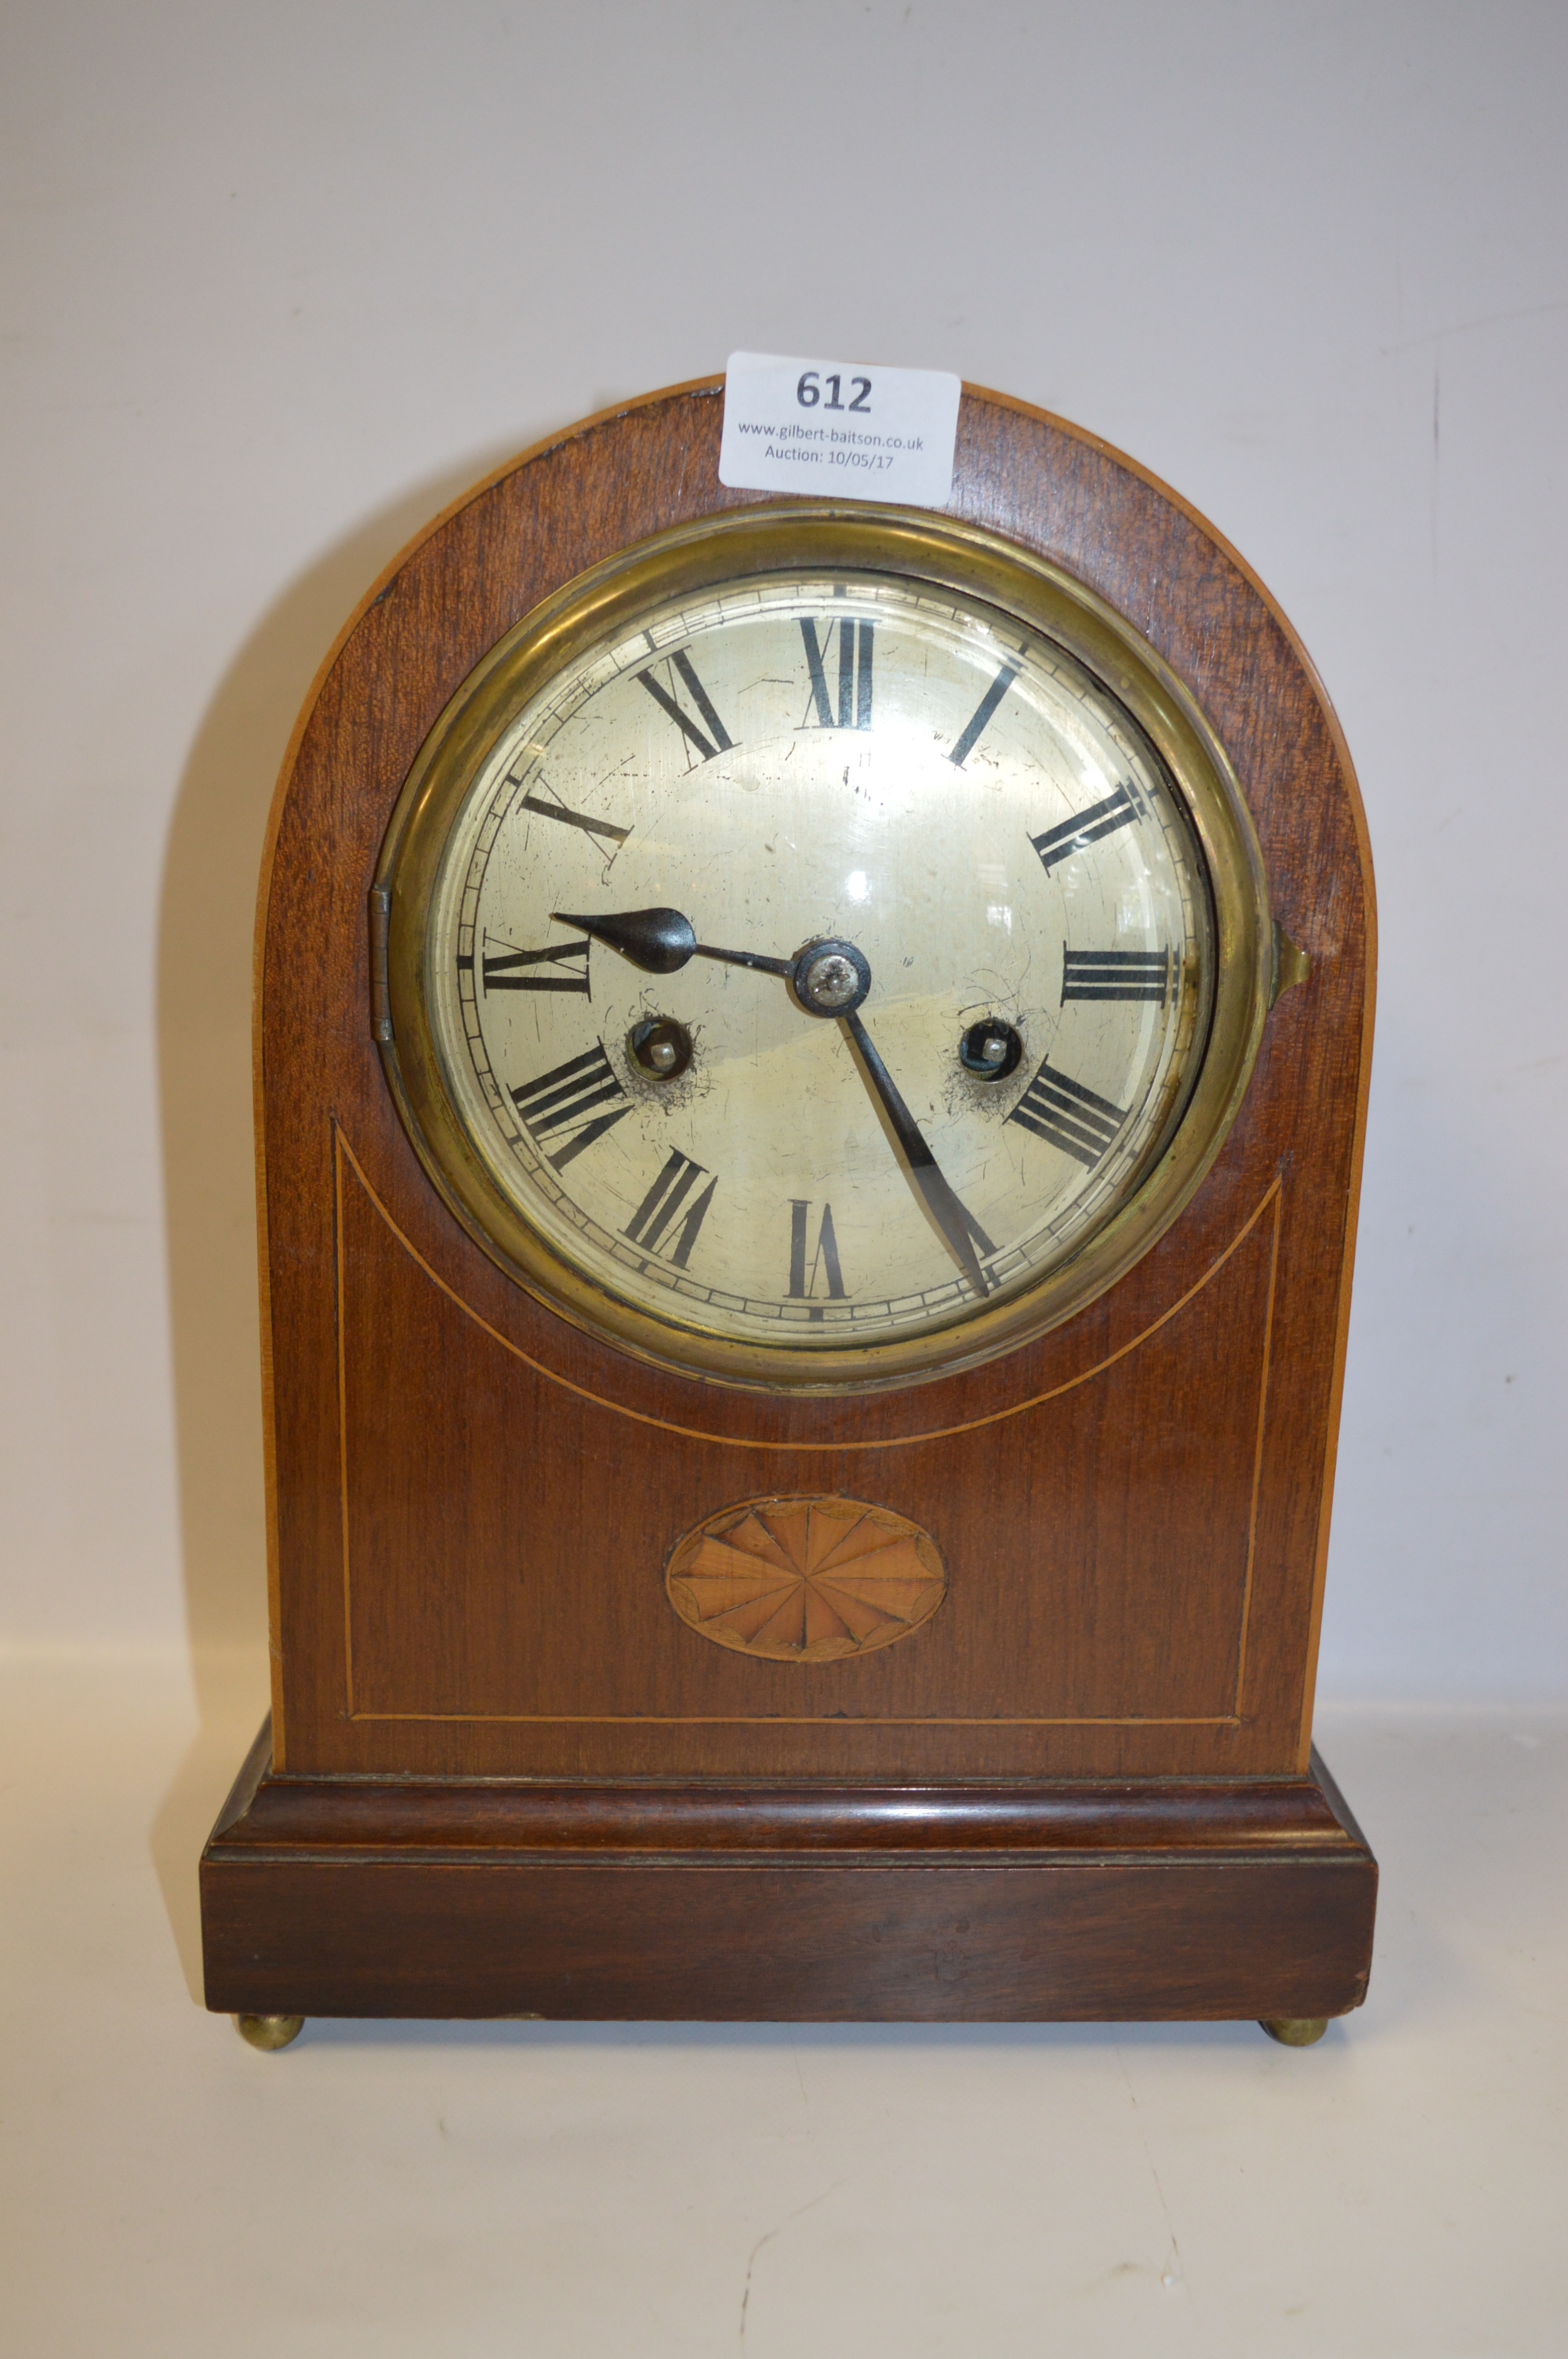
203, 378, 1377, 2037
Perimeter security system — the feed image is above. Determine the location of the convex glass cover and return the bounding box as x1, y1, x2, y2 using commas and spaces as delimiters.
379, 511, 1270, 1388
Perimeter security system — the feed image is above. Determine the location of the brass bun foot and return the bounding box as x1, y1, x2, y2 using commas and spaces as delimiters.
1259, 2015, 1328, 2047
235, 2012, 305, 2052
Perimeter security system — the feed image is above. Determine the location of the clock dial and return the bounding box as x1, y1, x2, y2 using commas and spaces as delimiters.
412, 569, 1215, 1363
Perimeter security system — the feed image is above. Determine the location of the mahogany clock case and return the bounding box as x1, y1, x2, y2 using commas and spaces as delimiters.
202, 380, 1377, 2025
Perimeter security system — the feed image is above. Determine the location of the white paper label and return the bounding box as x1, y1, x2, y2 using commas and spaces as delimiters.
718, 351, 960, 508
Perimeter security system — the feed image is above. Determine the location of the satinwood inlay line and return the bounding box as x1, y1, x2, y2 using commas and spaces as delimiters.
331, 1134, 1278, 1732
332, 1126, 1283, 1453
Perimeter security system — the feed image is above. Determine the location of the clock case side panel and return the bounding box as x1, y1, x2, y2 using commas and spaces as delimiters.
949, 388, 1377, 1776
250, 383, 757, 1769
252, 380, 1374, 1783
1276, 652, 1377, 1766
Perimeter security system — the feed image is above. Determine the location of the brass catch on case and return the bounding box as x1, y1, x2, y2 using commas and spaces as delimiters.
1269, 920, 1311, 1008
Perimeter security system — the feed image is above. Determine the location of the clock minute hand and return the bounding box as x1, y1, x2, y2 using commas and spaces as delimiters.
840, 1008, 993, 1299
551, 907, 793, 979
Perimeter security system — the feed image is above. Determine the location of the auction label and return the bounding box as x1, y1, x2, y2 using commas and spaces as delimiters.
719, 351, 960, 508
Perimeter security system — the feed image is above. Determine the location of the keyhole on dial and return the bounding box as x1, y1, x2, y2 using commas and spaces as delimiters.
630, 1017, 694, 1080
959, 1019, 1023, 1079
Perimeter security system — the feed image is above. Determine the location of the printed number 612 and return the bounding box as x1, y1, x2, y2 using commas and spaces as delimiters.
797, 371, 871, 413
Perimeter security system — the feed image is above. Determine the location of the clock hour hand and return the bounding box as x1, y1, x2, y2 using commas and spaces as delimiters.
840, 1009, 993, 1299
551, 907, 793, 979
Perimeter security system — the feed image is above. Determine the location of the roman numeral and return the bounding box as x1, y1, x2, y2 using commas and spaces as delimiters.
637, 650, 734, 762
516, 789, 630, 853
799, 619, 873, 729
510, 1044, 631, 1168
623, 1150, 717, 1267
949, 659, 1021, 766
1030, 783, 1141, 873
1008, 1060, 1127, 1169
481, 939, 590, 995
788, 1200, 848, 1315
1061, 947, 1170, 1005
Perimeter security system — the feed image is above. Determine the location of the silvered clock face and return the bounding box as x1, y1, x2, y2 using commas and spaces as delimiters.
408, 566, 1215, 1369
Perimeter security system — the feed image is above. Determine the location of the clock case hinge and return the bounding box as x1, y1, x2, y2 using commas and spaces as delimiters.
368, 885, 393, 1045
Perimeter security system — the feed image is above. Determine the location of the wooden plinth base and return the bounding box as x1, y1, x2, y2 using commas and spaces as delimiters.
201, 1721, 1376, 2023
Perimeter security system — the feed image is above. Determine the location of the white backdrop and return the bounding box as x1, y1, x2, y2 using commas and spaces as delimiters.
2, 1, 1563, 1697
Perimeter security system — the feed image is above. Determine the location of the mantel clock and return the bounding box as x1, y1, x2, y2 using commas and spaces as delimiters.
202, 380, 1377, 2046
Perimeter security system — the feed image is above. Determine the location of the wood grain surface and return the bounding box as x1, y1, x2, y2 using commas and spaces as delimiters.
250, 380, 1374, 1801
201, 1719, 1377, 2023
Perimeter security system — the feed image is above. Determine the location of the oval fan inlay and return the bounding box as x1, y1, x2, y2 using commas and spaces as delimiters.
665, 1495, 946, 1662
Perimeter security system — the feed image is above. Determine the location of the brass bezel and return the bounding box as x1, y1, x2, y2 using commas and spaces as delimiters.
376, 503, 1271, 1394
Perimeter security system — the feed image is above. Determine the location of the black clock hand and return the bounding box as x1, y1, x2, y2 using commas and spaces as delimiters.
840, 1009, 993, 1299
551, 907, 793, 979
